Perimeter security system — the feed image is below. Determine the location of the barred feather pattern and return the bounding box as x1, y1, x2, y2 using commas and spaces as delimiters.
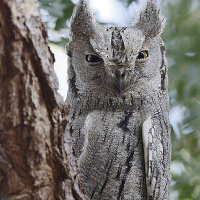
66, 0, 171, 199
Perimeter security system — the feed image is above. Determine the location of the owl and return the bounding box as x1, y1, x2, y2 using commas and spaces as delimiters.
66, 0, 171, 199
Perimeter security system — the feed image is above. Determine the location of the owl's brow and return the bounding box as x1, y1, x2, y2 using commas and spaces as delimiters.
110, 27, 126, 63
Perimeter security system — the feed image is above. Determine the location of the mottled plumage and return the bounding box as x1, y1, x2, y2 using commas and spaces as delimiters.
66, 0, 171, 199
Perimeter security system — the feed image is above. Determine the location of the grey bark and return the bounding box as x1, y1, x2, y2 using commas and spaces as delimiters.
0, 0, 87, 199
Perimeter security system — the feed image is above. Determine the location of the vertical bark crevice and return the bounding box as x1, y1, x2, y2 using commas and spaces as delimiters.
0, 0, 87, 199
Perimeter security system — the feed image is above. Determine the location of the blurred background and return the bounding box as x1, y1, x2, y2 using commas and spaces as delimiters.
38, 0, 200, 199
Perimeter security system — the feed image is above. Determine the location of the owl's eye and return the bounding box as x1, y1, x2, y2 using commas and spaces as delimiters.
86, 55, 102, 63
137, 50, 149, 60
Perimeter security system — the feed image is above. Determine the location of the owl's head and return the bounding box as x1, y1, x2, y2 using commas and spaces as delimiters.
67, 0, 167, 98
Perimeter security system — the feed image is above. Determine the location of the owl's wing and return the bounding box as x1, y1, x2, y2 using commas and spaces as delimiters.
142, 116, 171, 200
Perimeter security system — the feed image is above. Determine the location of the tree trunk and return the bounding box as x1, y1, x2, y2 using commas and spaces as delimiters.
0, 0, 86, 199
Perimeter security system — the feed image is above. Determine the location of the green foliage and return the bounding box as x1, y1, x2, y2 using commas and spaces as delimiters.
162, 1, 200, 198
118, 0, 136, 6
38, 0, 200, 199
38, 0, 75, 45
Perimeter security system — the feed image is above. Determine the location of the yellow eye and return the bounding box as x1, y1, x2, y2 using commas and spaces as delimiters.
137, 50, 149, 60
143, 51, 148, 58
86, 55, 102, 63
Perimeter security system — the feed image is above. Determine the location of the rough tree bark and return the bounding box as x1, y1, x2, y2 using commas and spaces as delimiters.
0, 0, 87, 199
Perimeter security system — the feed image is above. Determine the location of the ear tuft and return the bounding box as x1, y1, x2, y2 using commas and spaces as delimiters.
65, 43, 72, 58
134, 0, 166, 37
70, 0, 96, 39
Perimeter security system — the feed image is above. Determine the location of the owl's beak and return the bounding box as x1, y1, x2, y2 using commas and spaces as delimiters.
114, 68, 125, 94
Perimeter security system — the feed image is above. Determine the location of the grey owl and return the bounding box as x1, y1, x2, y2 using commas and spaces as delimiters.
66, 0, 171, 199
